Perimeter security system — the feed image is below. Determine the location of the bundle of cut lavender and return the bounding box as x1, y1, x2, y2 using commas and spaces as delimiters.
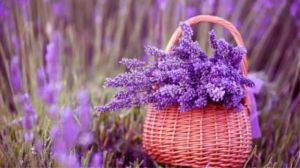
98, 23, 254, 113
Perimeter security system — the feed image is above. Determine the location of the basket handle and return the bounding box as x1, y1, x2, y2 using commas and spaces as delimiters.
165, 15, 250, 112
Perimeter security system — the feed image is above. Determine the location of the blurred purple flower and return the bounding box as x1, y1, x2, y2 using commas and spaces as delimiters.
52, 2, 63, 15
36, 67, 61, 106
186, 7, 197, 18
45, 33, 60, 83
201, 0, 215, 14
254, 0, 273, 11
78, 132, 93, 146
34, 140, 43, 154
48, 105, 59, 120
36, 58, 62, 106
41, 83, 59, 105
76, 90, 93, 146
51, 135, 80, 168
289, 0, 299, 18
61, 107, 80, 150
50, 103, 95, 166
23, 131, 33, 143
156, 0, 167, 10
77, 90, 90, 105
220, 0, 233, 18
61, 154, 80, 168
16, 93, 29, 106
9, 56, 22, 94
89, 152, 103, 168
254, 16, 271, 41
51, 1, 70, 19
22, 113, 35, 130
15, 93, 37, 142
23, 100, 35, 116
36, 67, 46, 92
76, 90, 91, 132
50, 126, 68, 161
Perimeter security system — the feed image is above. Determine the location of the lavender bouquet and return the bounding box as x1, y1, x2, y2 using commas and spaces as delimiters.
98, 23, 254, 113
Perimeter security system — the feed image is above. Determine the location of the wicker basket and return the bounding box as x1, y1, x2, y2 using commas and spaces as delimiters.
142, 15, 252, 167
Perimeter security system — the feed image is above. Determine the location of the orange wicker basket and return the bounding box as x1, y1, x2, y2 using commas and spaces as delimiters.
142, 15, 252, 167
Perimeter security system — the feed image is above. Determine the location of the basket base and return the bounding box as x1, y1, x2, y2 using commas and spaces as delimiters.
142, 104, 252, 167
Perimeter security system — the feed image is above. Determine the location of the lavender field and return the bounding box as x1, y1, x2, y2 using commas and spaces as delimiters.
0, 0, 299, 167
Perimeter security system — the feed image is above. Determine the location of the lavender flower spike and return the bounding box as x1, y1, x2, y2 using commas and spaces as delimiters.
45, 33, 60, 83
61, 154, 80, 168
61, 107, 80, 150
76, 90, 93, 146
119, 58, 145, 70
22, 103, 36, 130
89, 152, 103, 168
76, 90, 91, 131
36, 67, 46, 92
9, 56, 22, 94
17, 93, 36, 142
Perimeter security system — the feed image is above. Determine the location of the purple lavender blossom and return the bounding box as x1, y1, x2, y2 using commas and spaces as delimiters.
119, 58, 145, 70
48, 105, 59, 120
37, 33, 62, 106
40, 83, 59, 105
22, 103, 36, 130
12, 91, 37, 143
156, 0, 167, 10
290, 0, 299, 18
76, 90, 91, 130
49, 92, 96, 167
9, 56, 36, 143
45, 33, 60, 83
180, 22, 193, 38
186, 6, 197, 18
23, 131, 33, 143
219, 0, 234, 18
144, 45, 167, 59
36, 67, 46, 92
89, 152, 103, 168
50, 0, 71, 20
61, 107, 80, 150
206, 83, 225, 102
50, 106, 85, 168
9, 56, 22, 94
61, 154, 80, 168
50, 126, 68, 162
201, 0, 215, 14
78, 132, 93, 146
76, 90, 93, 146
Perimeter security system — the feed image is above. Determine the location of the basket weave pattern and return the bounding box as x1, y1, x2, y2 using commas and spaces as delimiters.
143, 105, 252, 167
142, 15, 253, 167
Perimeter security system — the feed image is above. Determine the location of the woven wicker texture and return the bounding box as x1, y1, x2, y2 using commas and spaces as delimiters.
142, 15, 252, 167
